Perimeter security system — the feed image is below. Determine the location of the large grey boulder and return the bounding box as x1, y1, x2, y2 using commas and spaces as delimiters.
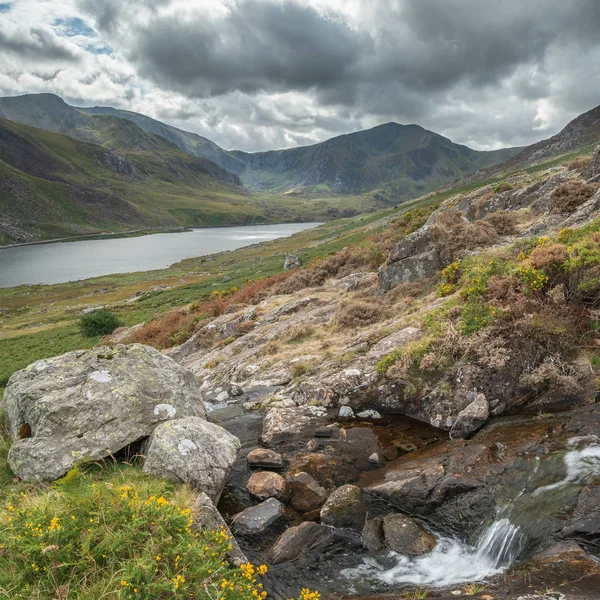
143, 416, 240, 502
4, 344, 206, 482
378, 227, 441, 292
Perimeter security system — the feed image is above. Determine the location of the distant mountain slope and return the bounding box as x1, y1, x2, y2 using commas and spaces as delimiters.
82, 104, 521, 197
1, 94, 519, 199
0, 117, 289, 245
485, 104, 600, 176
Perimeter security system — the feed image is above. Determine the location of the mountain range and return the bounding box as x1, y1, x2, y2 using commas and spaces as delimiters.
0, 92, 598, 245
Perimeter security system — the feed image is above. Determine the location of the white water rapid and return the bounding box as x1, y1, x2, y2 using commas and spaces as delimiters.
342, 440, 600, 589
342, 518, 524, 587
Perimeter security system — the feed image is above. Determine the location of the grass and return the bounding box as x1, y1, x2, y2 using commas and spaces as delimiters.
0, 206, 403, 387
0, 443, 320, 600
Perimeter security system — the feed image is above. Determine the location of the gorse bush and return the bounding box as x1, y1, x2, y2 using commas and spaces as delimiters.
0, 463, 274, 600
79, 309, 122, 337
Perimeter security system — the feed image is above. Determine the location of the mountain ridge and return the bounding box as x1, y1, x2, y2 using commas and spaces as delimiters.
1, 93, 521, 198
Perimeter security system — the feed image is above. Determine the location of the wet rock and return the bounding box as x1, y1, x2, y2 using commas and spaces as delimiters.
391, 436, 418, 453
261, 406, 327, 444
5, 344, 206, 482
247, 448, 284, 469
562, 482, 600, 549
268, 522, 333, 564
232, 498, 285, 536
143, 416, 240, 502
381, 514, 436, 555
450, 393, 489, 439
338, 406, 354, 418
320, 485, 366, 531
362, 516, 385, 551
246, 471, 287, 500
366, 463, 445, 513
315, 426, 334, 438
192, 492, 247, 566
289, 472, 328, 512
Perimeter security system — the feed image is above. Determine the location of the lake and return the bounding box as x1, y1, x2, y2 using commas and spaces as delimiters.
0, 223, 321, 288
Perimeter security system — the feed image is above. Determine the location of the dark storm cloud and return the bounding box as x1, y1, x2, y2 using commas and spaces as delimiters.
129, 1, 370, 97
0, 26, 79, 62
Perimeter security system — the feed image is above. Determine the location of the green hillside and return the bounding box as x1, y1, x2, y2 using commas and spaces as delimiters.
0, 118, 386, 245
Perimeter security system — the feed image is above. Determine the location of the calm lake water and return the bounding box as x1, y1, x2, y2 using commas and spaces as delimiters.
0, 223, 321, 288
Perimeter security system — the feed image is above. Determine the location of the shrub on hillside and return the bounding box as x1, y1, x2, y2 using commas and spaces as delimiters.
493, 181, 514, 194
567, 156, 591, 173
484, 211, 518, 235
333, 300, 386, 328
79, 309, 121, 337
430, 210, 498, 260
551, 180, 599, 213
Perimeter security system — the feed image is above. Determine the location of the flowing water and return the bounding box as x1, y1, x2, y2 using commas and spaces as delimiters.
341, 439, 600, 589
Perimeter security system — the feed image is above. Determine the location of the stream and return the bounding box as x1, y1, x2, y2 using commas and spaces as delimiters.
341, 438, 600, 591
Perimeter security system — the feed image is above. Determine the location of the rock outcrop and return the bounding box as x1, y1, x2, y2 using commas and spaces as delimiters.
4, 344, 206, 482
143, 416, 240, 502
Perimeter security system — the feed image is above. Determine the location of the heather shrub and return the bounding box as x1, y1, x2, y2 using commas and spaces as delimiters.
79, 309, 121, 337
430, 210, 498, 260
567, 156, 591, 173
550, 180, 599, 213
333, 300, 386, 328
282, 324, 315, 344
484, 211, 517, 235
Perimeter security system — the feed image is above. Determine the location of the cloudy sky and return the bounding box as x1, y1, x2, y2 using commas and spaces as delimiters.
1, 0, 599, 152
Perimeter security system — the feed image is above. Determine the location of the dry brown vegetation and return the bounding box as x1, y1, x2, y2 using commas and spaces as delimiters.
333, 300, 387, 328
551, 180, 599, 213
567, 156, 592, 173
430, 209, 498, 260
484, 210, 518, 235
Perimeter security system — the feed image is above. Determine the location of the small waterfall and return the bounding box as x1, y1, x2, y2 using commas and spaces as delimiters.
341, 519, 523, 588
342, 440, 600, 589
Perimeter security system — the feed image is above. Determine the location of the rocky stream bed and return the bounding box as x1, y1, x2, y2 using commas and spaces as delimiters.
208, 388, 600, 600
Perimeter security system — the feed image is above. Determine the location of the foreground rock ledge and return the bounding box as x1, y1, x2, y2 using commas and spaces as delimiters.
4, 344, 206, 482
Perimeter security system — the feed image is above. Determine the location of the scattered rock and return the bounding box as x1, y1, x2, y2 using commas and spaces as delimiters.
268, 522, 333, 564
357, 409, 382, 420
143, 416, 240, 502
381, 514, 436, 555
450, 393, 489, 439
284, 253, 301, 270
247, 448, 284, 469
246, 471, 287, 500
315, 426, 334, 438
338, 406, 354, 418
4, 344, 206, 482
320, 485, 366, 531
289, 472, 328, 512
369, 452, 384, 465
232, 498, 285, 536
